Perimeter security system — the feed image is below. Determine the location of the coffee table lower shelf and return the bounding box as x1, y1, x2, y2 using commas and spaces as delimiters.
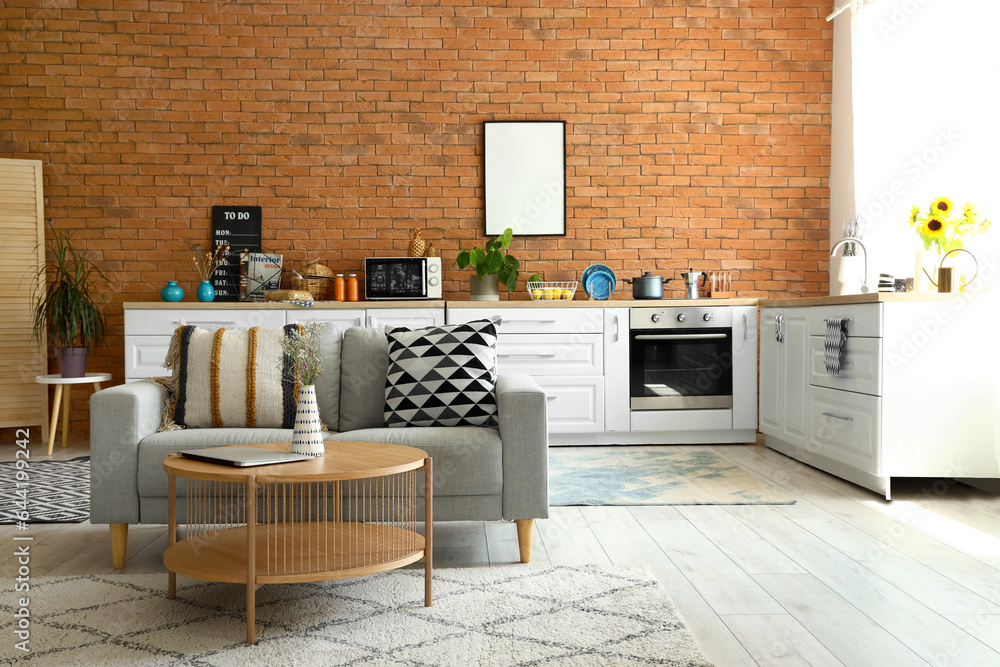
164, 523, 426, 584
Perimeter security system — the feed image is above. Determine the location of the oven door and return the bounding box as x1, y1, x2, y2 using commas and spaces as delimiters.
629, 328, 734, 410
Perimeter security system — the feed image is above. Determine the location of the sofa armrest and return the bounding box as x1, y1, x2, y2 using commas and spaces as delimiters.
89, 381, 167, 524
496, 373, 549, 521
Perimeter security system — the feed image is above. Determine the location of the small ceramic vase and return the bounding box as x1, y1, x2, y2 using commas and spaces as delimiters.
196, 280, 215, 302
160, 280, 184, 302
291, 385, 325, 457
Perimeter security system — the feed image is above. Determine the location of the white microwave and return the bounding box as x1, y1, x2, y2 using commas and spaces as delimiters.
364, 257, 442, 300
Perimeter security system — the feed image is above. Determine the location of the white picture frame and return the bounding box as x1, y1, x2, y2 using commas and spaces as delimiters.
484, 120, 566, 236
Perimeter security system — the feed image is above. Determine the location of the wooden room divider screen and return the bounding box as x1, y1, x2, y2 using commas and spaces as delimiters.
0, 158, 49, 444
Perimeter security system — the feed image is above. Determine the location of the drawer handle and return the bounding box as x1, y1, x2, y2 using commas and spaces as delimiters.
545, 395, 557, 401
506, 319, 558, 324
172, 320, 236, 327
498, 353, 558, 358
822, 411, 854, 422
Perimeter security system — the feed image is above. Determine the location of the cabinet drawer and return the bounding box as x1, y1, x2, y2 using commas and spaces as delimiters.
448, 308, 603, 334
808, 303, 882, 338
535, 376, 605, 433
286, 309, 365, 331
125, 309, 285, 336
808, 336, 882, 396
496, 334, 602, 376
808, 386, 881, 475
125, 336, 172, 378
368, 308, 445, 330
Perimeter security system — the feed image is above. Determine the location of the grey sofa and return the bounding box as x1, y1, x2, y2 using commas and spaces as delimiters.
90, 326, 549, 568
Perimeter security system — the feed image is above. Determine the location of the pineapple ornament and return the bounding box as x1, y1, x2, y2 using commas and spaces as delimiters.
424, 243, 437, 258
407, 229, 426, 257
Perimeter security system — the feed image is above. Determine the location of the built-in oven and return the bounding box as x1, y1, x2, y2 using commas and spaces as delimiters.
629, 307, 739, 412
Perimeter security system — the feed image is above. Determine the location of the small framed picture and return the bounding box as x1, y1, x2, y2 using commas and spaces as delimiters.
484, 121, 566, 236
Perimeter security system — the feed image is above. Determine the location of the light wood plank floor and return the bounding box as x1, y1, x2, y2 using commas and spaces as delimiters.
4, 440, 1000, 666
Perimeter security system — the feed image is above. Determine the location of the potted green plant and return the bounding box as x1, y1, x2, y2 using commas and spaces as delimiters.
32, 229, 107, 377
455, 227, 530, 301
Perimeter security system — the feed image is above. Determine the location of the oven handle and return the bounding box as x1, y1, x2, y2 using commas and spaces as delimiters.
633, 333, 729, 341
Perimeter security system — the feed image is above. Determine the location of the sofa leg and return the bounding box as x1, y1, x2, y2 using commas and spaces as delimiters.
515, 519, 533, 563
110, 523, 128, 569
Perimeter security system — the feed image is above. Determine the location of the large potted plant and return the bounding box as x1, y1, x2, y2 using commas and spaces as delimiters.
33, 229, 107, 377
455, 227, 531, 301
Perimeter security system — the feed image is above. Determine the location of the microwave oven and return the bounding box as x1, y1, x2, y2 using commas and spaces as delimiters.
364, 256, 442, 300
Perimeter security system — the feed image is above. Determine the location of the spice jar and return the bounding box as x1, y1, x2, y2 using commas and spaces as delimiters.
332, 274, 345, 302
346, 273, 359, 302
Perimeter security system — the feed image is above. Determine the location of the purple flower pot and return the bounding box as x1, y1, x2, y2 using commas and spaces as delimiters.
56, 347, 89, 378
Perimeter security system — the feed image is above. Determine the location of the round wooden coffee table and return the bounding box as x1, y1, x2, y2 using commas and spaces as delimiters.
163, 441, 432, 644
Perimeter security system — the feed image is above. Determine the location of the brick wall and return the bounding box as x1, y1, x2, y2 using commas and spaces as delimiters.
1, 0, 832, 437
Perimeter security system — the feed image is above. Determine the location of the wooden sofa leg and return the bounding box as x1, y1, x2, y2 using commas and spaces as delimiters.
515, 519, 533, 563
110, 523, 128, 569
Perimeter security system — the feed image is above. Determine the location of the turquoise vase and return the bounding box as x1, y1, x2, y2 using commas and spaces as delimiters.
160, 281, 184, 302
196, 280, 215, 302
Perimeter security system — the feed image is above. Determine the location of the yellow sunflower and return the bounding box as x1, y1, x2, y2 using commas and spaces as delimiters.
920, 215, 948, 239
909, 204, 920, 225
930, 197, 953, 217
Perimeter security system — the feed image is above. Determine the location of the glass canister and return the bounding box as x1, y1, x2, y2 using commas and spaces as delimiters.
332, 274, 346, 301
346, 273, 359, 302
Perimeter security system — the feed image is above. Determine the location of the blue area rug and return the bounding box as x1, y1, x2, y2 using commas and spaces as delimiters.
549, 448, 794, 506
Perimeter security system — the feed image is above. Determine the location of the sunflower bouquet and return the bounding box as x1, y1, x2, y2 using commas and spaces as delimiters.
909, 197, 991, 255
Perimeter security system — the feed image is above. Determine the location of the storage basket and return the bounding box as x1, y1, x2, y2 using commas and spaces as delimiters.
527, 281, 578, 301
289, 259, 334, 300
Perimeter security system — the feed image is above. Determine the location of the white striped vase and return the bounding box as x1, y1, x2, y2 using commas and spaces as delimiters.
290, 384, 325, 457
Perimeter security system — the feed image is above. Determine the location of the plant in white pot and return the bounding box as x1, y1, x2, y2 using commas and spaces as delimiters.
32, 229, 107, 378
280, 320, 327, 457
455, 227, 525, 300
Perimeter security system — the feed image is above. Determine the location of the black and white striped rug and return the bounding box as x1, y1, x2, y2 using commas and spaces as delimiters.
0, 456, 89, 524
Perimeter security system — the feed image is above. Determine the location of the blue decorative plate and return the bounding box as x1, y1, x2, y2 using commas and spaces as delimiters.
582, 264, 616, 300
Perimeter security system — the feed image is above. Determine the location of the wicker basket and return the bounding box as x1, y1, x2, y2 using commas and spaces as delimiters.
289, 259, 335, 300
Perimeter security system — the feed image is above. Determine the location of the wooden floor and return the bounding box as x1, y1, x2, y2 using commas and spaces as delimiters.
4, 440, 1000, 666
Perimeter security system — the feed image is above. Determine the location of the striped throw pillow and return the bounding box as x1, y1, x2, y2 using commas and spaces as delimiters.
165, 324, 300, 429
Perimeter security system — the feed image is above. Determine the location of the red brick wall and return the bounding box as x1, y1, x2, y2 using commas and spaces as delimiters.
1, 0, 832, 437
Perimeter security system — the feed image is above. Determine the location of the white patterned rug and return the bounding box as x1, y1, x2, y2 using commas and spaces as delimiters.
0, 456, 89, 523
550, 448, 793, 506
0, 566, 713, 666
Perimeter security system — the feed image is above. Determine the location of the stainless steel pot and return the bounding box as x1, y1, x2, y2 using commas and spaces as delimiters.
622, 271, 670, 299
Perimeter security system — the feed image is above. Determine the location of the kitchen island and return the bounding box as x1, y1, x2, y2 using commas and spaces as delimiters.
758, 292, 999, 499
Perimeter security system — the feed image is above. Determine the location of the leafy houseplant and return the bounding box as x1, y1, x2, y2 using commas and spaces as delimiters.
455, 227, 524, 294
32, 229, 108, 377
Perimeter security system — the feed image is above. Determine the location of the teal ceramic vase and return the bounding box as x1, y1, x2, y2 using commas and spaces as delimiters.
196, 280, 215, 302
160, 280, 184, 302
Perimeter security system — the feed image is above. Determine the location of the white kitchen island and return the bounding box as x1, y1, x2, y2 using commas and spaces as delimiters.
759, 292, 999, 499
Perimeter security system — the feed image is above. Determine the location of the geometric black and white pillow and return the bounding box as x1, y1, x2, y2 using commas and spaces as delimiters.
384, 318, 500, 428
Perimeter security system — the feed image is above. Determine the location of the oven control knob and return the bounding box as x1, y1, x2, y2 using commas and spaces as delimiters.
703, 313, 713, 321
676, 313, 687, 322
651, 313, 660, 323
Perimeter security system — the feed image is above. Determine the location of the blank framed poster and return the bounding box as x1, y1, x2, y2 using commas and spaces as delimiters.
484, 120, 566, 236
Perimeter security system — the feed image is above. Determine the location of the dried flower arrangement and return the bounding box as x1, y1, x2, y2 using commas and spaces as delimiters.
192, 243, 234, 281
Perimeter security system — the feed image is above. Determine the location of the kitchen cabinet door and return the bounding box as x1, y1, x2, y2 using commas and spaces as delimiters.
779, 309, 810, 448
759, 308, 782, 437
603, 308, 630, 432
759, 307, 809, 447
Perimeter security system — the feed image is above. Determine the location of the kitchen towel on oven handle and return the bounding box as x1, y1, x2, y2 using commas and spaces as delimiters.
824, 317, 849, 376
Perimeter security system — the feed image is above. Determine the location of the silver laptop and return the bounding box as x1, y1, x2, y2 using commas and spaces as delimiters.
177, 446, 313, 467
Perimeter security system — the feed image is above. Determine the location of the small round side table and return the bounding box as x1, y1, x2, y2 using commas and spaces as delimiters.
35, 373, 112, 455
